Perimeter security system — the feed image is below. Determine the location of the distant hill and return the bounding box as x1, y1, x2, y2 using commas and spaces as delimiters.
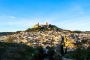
0, 32, 14, 36
83, 31, 90, 34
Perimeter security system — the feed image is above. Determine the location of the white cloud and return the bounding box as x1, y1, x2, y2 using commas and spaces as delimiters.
70, 3, 85, 14
8, 16, 15, 18
0, 15, 15, 19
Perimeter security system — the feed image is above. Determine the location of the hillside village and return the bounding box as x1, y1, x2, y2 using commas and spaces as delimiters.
0, 23, 90, 60
0, 22, 90, 51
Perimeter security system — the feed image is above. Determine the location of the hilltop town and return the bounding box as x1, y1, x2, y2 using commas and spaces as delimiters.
0, 22, 90, 60
0, 22, 90, 49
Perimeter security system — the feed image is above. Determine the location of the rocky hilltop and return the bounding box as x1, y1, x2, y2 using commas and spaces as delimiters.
25, 22, 61, 32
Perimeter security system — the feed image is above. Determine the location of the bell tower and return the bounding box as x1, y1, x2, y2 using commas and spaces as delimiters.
38, 22, 39, 27
46, 22, 49, 27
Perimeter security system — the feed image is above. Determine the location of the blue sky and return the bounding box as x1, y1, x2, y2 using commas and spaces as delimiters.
0, 0, 90, 32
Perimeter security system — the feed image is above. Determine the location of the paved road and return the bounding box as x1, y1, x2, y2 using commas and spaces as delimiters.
44, 59, 49, 60
44, 57, 49, 60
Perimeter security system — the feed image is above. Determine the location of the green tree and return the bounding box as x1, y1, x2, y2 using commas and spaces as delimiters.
60, 44, 64, 56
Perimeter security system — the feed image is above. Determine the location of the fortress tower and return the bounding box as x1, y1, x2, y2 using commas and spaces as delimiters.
38, 22, 39, 27
46, 22, 49, 27
46, 22, 48, 25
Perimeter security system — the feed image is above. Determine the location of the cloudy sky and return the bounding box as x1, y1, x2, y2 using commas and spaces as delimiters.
0, 0, 90, 32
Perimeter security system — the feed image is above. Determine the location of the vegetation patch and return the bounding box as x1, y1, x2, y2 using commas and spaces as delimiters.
0, 42, 38, 60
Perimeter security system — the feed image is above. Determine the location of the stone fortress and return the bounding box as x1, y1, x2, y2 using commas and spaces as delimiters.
33, 22, 49, 28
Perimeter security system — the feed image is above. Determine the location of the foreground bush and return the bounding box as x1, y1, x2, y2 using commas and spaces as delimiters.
65, 47, 90, 60
0, 42, 39, 60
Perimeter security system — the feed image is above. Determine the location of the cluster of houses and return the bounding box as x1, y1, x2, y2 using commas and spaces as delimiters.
0, 30, 89, 49
7, 31, 62, 48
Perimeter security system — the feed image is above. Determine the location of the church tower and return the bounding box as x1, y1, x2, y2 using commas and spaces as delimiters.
46, 22, 49, 27
46, 22, 48, 25
38, 22, 39, 27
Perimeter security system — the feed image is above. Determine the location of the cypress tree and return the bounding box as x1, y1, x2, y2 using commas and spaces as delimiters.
60, 44, 64, 56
